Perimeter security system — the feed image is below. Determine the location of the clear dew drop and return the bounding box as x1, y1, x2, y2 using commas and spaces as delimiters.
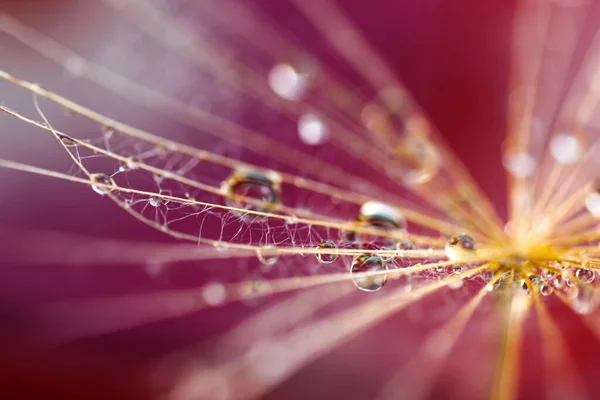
351, 255, 387, 292
257, 245, 280, 268
453, 265, 463, 274
315, 241, 338, 264
149, 196, 163, 207
576, 267, 595, 284
550, 133, 582, 164
445, 234, 476, 261
298, 113, 329, 145
223, 169, 281, 216
90, 173, 115, 195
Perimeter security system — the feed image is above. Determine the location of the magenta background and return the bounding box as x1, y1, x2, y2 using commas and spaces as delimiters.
2, 0, 598, 399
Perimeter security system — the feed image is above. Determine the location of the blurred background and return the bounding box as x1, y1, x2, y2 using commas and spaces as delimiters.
1, 0, 585, 399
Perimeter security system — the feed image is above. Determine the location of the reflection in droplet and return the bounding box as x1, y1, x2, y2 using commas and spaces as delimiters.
445, 234, 476, 261
349, 201, 407, 251
316, 241, 338, 264
351, 255, 387, 292
223, 169, 281, 218
90, 173, 115, 195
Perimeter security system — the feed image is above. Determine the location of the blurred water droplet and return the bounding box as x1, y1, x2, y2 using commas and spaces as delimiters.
202, 282, 226, 306
268, 63, 307, 101
298, 113, 328, 145
550, 133, 581, 164
445, 234, 476, 260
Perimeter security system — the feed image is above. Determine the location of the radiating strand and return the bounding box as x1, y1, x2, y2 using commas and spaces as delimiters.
490, 280, 531, 400
0, 14, 452, 230
379, 276, 496, 400
168, 267, 488, 400
36, 261, 490, 346
0, 154, 447, 249
102, 0, 403, 183
288, 0, 506, 241
533, 295, 589, 400
0, 73, 460, 237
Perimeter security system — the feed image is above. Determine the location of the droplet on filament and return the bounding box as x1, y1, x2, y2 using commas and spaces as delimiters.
90, 173, 116, 195
351, 255, 387, 292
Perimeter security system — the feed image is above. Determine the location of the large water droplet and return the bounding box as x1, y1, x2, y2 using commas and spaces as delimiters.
315, 241, 338, 264
445, 234, 476, 261
223, 169, 281, 217
576, 267, 595, 284
539, 282, 553, 296
351, 255, 387, 292
348, 201, 407, 251
90, 173, 115, 195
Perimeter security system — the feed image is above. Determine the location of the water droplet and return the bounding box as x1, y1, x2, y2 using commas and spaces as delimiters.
257, 245, 280, 268
539, 282, 553, 296
445, 234, 476, 261
298, 113, 328, 145
576, 267, 595, 284
149, 196, 163, 207
202, 282, 226, 306
223, 169, 282, 218
386, 130, 440, 186
351, 255, 387, 292
315, 241, 338, 264
551, 275, 565, 289
349, 201, 407, 251
520, 279, 531, 295
90, 173, 115, 195
453, 265, 463, 274
550, 133, 582, 164
268, 63, 307, 101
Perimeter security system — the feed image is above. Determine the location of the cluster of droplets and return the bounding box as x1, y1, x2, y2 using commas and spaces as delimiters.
347, 201, 410, 292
